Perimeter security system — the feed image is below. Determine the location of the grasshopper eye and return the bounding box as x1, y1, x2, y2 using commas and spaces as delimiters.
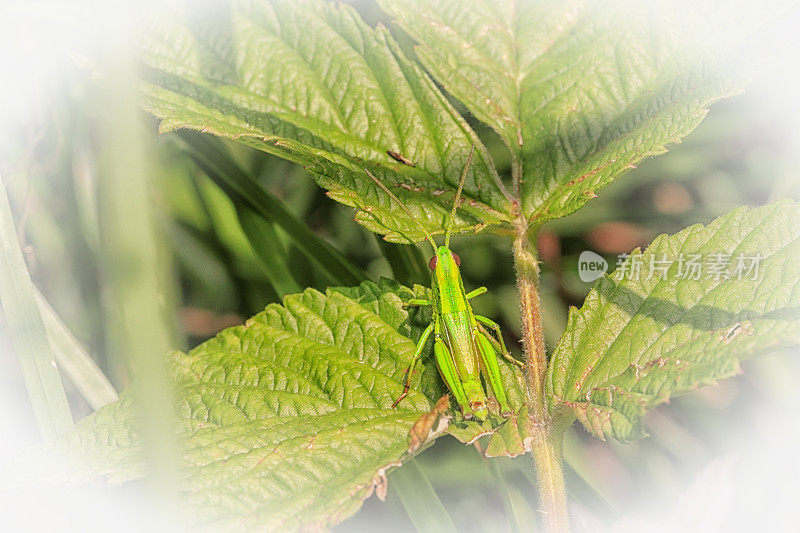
451, 252, 461, 267
428, 256, 438, 270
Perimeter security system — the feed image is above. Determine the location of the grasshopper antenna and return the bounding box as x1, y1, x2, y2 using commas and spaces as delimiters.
364, 168, 438, 253
444, 144, 475, 247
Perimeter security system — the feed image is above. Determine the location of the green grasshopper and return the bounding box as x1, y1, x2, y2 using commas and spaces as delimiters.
366, 146, 522, 421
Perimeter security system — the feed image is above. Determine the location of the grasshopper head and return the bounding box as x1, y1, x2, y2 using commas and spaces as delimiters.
428, 246, 461, 273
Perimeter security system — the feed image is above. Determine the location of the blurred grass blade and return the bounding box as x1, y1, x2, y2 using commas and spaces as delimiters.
165, 220, 238, 307
179, 176, 262, 309
506, 483, 541, 533
178, 132, 366, 286
0, 175, 73, 440
392, 460, 457, 533
236, 204, 300, 297
187, 157, 304, 297
377, 239, 428, 287
512, 434, 619, 518
35, 288, 118, 410
486, 459, 522, 533
563, 431, 619, 514
94, 16, 178, 490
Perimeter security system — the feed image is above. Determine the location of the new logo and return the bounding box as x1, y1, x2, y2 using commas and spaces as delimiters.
578, 251, 608, 282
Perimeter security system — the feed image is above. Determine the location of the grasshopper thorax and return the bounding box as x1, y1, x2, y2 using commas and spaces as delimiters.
428, 245, 468, 314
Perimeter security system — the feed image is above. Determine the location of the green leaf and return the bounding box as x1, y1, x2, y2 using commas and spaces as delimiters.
547, 201, 800, 442
381, 0, 748, 222
139, 0, 514, 243
447, 405, 532, 458
8, 281, 507, 530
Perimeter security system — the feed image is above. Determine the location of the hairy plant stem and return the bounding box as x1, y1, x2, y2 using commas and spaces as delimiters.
513, 224, 568, 533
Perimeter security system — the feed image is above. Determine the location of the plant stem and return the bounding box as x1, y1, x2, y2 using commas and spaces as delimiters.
530, 422, 569, 533
513, 226, 547, 416
512, 224, 569, 533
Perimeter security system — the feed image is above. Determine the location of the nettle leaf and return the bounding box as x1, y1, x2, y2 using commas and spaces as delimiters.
381, 0, 747, 222
448, 405, 533, 458
547, 202, 800, 443
139, 0, 514, 243
8, 280, 523, 530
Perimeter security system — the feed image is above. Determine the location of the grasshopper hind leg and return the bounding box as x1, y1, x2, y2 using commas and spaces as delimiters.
475, 315, 524, 369
474, 329, 513, 417
433, 338, 476, 420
